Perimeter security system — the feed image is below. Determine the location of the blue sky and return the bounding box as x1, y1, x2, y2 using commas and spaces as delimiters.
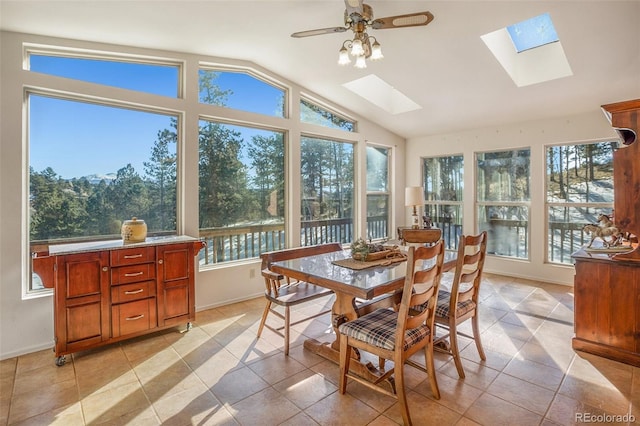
29, 55, 283, 179
29, 95, 174, 178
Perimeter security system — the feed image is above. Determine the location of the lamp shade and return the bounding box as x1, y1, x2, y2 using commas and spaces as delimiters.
405, 186, 424, 206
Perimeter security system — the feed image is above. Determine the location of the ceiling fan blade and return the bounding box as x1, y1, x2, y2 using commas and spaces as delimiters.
344, 0, 363, 16
291, 27, 348, 38
371, 11, 434, 30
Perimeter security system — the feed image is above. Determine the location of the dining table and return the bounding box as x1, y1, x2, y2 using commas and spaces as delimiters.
270, 246, 457, 390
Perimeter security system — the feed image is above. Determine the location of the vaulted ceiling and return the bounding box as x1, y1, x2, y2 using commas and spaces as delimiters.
2, 1, 639, 139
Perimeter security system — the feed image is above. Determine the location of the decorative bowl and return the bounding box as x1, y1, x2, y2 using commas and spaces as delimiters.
352, 249, 392, 262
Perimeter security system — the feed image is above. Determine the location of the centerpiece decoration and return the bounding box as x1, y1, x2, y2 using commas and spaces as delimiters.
350, 238, 392, 261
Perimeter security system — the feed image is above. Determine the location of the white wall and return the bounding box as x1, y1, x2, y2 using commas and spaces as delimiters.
0, 31, 405, 360
406, 112, 620, 285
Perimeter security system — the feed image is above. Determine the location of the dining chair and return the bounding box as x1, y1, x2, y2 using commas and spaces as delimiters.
257, 243, 342, 355
423, 231, 488, 378
399, 227, 442, 246
338, 241, 444, 426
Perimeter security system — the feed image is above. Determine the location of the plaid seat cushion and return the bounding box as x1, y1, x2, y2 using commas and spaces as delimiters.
338, 308, 430, 351
434, 290, 476, 318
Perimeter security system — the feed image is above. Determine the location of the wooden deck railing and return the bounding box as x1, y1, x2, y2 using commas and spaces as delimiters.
196, 218, 589, 265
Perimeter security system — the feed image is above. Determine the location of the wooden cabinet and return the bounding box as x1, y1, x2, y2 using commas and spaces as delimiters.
54, 250, 111, 355
33, 236, 203, 365
572, 249, 640, 367
571, 99, 640, 367
157, 243, 195, 327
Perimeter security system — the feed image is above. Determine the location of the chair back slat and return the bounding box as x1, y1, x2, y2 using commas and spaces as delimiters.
399, 228, 442, 246
260, 243, 342, 270
448, 231, 487, 311
460, 269, 479, 284
463, 250, 481, 266
397, 241, 444, 344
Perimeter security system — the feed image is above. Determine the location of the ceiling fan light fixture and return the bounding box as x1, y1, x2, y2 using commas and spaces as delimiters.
338, 46, 351, 65
354, 55, 367, 69
370, 39, 383, 60
350, 38, 364, 56
291, 2, 435, 69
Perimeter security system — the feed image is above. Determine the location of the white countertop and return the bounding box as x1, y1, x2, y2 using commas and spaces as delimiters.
48, 235, 200, 256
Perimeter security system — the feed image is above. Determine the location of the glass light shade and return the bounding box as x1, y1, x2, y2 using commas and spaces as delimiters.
338, 47, 351, 65
350, 39, 364, 56
370, 41, 384, 60
354, 55, 367, 69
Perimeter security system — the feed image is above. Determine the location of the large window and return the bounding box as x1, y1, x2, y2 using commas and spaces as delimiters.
300, 98, 355, 131
300, 136, 354, 245
476, 149, 531, 259
366, 146, 389, 240
29, 53, 181, 97
422, 155, 464, 250
546, 141, 615, 264
29, 94, 179, 290
23, 42, 368, 294
198, 120, 285, 264
199, 68, 286, 118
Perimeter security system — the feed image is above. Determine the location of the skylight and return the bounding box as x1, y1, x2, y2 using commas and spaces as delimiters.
507, 13, 559, 53
481, 12, 572, 87
342, 74, 421, 115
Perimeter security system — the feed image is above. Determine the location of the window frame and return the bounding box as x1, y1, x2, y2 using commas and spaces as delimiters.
299, 134, 356, 246
475, 148, 531, 260
17, 39, 375, 299
366, 144, 391, 241
300, 95, 356, 132
26, 87, 184, 294
198, 63, 289, 119
25, 44, 185, 98
197, 117, 288, 267
544, 139, 616, 265
421, 154, 464, 250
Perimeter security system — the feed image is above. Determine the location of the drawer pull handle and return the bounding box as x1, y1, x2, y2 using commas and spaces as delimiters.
124, 289, 144, 295
124, 254, 143, 259
125, 314, 145, 321
124, 272, 144, 277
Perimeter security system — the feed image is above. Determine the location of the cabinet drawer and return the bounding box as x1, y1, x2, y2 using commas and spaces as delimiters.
112, 298, 157, 337
111, 263, 155, 285
110, 246, 155, 266
111, 280, 156, 304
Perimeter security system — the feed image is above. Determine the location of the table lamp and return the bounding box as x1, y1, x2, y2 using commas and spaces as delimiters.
405, 186, 425, 229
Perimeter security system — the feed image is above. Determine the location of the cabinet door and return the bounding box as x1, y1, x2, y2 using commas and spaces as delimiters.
574, 259, 640, 354
55, 251, 109, 354
157, 243, 194, 326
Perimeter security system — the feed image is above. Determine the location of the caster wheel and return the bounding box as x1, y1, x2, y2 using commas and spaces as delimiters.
186, 322, 193, 331
55, 356, 66, 367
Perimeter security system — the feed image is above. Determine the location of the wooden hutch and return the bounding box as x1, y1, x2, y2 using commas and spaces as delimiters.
571, 99, 640, 367
33, 235, 204, 366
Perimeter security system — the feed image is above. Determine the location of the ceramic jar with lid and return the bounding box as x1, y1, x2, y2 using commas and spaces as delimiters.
121, 217, 147, 243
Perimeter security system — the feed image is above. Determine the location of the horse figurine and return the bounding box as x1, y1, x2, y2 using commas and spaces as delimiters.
597, 213, 614, 228
583, 223, 623, 248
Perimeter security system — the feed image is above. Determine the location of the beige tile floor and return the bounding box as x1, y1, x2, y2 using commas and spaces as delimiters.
1, 273, 639, 425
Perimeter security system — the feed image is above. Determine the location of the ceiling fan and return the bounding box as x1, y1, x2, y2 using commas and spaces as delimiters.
291, 0, 434, 68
